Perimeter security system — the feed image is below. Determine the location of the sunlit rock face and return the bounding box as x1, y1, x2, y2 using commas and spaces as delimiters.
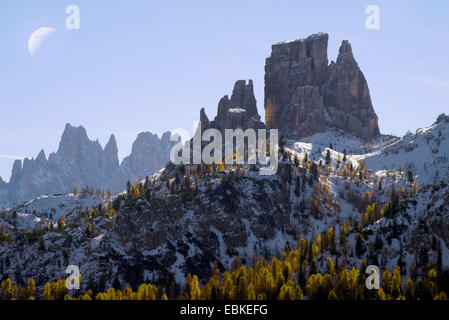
265, 33, 380, 140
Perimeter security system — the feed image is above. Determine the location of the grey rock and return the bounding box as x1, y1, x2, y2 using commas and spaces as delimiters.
108, 131, 175, 191
203, 79, 265, 135
1, 124, 174, 207
436, 113, 449, 124
265, 33, 380, 140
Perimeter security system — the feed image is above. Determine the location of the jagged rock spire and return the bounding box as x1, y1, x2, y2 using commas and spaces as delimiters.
201, 80, 265, 135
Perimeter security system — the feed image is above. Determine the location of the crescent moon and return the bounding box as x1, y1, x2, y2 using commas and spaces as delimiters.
28, 27, 56, 56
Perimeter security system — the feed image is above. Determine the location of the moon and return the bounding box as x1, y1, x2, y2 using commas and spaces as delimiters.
28, 27, 56, 56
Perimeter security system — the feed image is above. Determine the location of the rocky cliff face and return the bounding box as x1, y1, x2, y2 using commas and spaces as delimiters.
0, 124, 174, 208
265, 33, 380, 140
200, 79, 265, 135
108, 131, 174, 191
48, 124, 117, 191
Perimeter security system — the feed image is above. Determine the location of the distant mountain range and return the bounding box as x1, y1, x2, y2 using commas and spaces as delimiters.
0, 124, 175, 208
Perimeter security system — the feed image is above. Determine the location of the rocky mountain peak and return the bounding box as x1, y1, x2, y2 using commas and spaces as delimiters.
132, 132, 159, 152
36, 149, 47, 162
203, 80, 265, 135
10, 160, 22, 183
59, 123, 89, 149
160, 131, 172, 143
230, 79, 259, 119
55, 124, 104, 171
265, 33, 380, 140
200, 107, 210, 129
339, 40, 352, 54
436, 113, 449, 124
107, 131, 176, 191
102, 134, 120, 180
104, 134, 118, 161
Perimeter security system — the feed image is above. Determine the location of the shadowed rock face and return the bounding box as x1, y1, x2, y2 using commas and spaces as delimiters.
230, 80, 259, 119
200, 79, 265, 135
265, 33, 380, 140
3, 124, 114, 206
108, 131, 174, 191
164, 79, 267, 175
436, 113, 449, 124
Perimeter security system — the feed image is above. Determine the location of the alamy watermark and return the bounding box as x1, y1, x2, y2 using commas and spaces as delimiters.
365, 5, 380, 30
65, 265, 80, 290
169, 122, 278, 175
66, 5, 80, 30
365, 265, 380, 290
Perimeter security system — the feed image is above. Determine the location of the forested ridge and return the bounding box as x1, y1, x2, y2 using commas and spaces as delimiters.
1, 240, 448, 300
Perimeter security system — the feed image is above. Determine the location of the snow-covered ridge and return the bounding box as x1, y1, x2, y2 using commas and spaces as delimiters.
0, 191, 107, 231
288, 118, 449, 186
360, 119, 449, 185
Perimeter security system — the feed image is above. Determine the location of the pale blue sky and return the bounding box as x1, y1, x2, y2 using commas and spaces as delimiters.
0, 0, 448, 181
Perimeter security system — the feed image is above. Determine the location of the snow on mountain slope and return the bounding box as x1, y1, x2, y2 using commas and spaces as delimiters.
15, 192, 105, 221
0, 115, 448, 297
355, 115, 449, 186
0, 190, 107, 231
288, 115, 449, 187
291, 130, 394, 156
